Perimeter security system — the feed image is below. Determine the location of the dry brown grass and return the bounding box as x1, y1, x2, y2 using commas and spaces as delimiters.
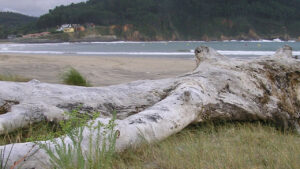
0, 74, 30, 82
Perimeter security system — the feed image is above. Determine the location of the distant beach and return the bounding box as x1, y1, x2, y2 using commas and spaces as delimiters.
1, 40, 300, 86
0, 53, 194, 86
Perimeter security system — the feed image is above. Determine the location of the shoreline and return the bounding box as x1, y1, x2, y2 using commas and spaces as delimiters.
0, 38, 299, 44
0, 53, 194, 86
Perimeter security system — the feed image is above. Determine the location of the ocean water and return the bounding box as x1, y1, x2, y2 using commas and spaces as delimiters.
0, 40, 300, 59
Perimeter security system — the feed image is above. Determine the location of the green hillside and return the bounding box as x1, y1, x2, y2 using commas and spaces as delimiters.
0, 12, 37, 26
36, 0, 300, 40
0, 12, 38, 38
1, 0, 300, 40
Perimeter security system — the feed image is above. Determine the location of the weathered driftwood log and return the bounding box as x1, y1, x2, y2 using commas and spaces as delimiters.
0, 46, 299, 168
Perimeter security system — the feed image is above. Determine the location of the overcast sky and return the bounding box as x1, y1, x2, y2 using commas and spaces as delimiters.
0, 0, 87, 17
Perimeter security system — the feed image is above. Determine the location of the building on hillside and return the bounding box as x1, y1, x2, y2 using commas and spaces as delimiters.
57, 24, 74, 33
78, 26, 85, 32
56, 24, 71, 31
63, 27, 75, 33
73, 24, 85, 32
57, 24, 85, 33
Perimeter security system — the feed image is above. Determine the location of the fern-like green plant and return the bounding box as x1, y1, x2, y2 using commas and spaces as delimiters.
37, 110, 118, 169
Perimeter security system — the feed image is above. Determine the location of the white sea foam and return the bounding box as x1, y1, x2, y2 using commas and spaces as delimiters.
244, 39, 286, 43
0, 43, 69, 48
218, 50, 274, 55
90, 41, 207, 44
272, 38, 283, 42
218, 50, 300, 55
224, 39, 290, 43
0, 50, 65, 54
90, 41, 169, 44
225, 51, 300, 55
292, 51, 300, 55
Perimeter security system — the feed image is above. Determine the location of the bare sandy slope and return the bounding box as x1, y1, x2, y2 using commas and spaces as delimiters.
0, 54, 194, 86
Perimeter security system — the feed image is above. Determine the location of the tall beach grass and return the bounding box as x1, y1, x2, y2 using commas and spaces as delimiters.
62, 68, 91, 87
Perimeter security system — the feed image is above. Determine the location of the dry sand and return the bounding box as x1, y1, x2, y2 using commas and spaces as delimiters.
0, 54, 195, 86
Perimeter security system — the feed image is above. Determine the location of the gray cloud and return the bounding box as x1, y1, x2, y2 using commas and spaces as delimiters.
0, 0, 87, 16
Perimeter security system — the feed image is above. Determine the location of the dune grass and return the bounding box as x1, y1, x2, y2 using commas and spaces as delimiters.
0, 74, 30, 82
62, 68, 91, 87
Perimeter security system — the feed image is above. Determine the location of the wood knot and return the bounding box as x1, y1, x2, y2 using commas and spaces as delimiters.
194, 46, 210, 66
0, 100, 19, 114
183, 91, 191, 102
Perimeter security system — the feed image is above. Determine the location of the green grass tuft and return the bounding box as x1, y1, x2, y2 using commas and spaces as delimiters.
62, 68, 91, 87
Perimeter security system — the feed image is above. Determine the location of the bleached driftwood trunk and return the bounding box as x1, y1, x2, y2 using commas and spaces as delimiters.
0, 46, 299, 168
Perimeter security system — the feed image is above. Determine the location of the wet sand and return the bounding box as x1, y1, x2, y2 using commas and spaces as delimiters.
0, 54, 195, 86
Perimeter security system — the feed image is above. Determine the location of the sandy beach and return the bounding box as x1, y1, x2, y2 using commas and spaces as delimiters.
0, 53, 195, 86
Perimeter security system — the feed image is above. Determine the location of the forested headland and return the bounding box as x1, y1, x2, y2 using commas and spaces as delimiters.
1, 0, 300, 41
